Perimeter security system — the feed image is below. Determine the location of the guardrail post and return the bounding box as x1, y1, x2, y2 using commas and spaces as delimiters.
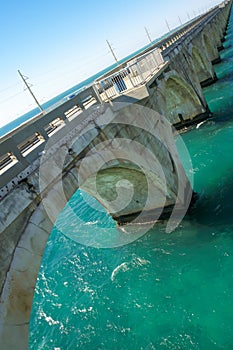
9, 142, 29, 166
136, 61, 145, 83
93, 83, 104, 104
127, 69, 136, 88
38, 128, 49, 141
152, 52, 159, 67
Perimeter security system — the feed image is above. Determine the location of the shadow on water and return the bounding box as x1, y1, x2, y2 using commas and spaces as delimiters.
213, 57, 233, 81
210, 110, 233, 124
179, 121, 233, 239
189, 172, 233, 229
203, 69, 233, 121
193, 14, 233, 234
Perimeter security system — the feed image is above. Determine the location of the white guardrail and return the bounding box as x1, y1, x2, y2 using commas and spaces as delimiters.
94, 48, 165, 101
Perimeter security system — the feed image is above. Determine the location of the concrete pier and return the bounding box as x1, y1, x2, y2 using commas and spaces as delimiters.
0, 1, 232, 348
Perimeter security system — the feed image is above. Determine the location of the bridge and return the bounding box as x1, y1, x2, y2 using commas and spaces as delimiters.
0, 1, 232, 348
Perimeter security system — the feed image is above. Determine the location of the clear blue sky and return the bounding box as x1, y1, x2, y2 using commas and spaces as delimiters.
0, 0, 221, 127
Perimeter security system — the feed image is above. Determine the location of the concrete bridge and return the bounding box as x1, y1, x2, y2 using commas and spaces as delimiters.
0, 1, 232, 348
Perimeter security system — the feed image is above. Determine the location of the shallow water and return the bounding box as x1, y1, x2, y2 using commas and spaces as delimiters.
29, 12, 233, 350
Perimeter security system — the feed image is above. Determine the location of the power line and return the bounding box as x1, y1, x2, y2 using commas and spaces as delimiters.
0, 91, 24, 104
0, 82, 21, 95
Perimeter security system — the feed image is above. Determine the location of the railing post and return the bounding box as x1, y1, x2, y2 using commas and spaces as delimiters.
135, 60, 145, 83
38, 128, 49, 141
9, 142, 29, 167
127, 67, 136, 88
152, 49, 159, 68
145, 54, 153, 76
93, 82, 104, 104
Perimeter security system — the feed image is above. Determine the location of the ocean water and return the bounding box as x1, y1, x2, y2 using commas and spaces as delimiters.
29, 13, 233, 350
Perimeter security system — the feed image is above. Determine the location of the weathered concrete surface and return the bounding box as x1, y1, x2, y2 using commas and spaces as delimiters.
0, 187, 37, 294
0, 201, 52, 350
77, 106, 193, 224
0, 1, 232, 349
0, 168, 80, 349
137, 61, 210, 130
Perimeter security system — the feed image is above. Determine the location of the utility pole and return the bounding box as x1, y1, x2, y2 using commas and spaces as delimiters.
18, 70, 43, 113
144, 26, 152, 44
106, 40, 118, 64
165, 19, 171, 32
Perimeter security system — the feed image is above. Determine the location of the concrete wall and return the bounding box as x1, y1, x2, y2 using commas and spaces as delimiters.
0, 1, 232, 348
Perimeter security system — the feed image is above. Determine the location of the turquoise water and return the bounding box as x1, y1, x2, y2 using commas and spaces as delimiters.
29, 16, 233, 350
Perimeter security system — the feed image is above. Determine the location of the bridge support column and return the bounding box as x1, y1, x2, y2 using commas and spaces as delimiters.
78, 103, 195, 230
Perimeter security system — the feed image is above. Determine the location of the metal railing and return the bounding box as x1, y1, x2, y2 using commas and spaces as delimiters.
94, 48, 165, 101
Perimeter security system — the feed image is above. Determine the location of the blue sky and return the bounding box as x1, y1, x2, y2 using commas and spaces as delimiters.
0, 0, 221, 127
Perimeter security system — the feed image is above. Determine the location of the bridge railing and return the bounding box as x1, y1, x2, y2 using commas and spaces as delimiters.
161, 6, 221, 60
0, 85, 101, 198
94, 48, 165, 101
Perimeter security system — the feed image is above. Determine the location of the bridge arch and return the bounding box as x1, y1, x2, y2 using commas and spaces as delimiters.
163, 75, 204, 124
202, 32, 220, 63
77, 122, 180, 224
210, 20, 223, 48
0, 168, 79, 349
191, 46, 216, 85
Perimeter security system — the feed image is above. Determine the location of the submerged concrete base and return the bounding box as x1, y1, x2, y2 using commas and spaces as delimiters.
212, 56, 222, 65
200, 73, 218, 87
218, 44, 225, 51
113, 192, 198, 226
173, 109, 213, 131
